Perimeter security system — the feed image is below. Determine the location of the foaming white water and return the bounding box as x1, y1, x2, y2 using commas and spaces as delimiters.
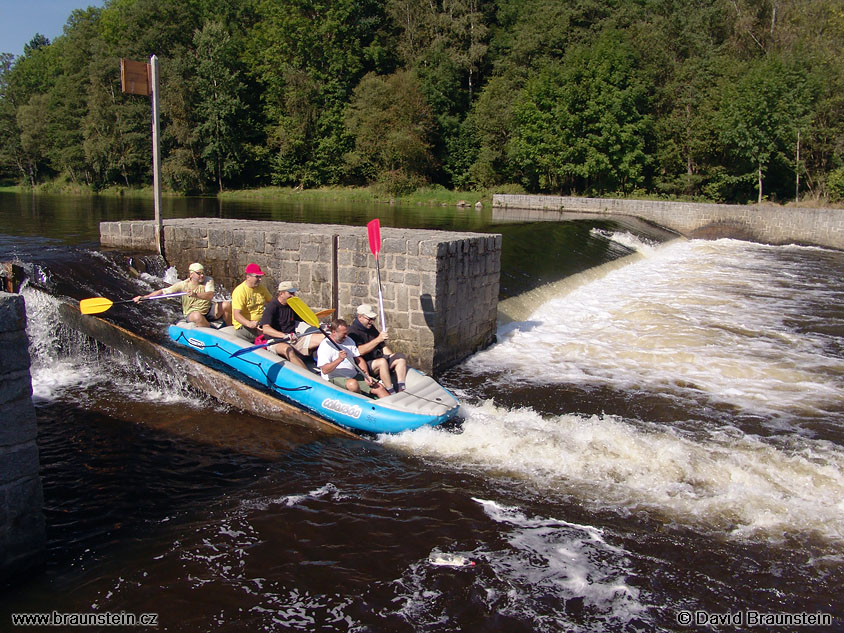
589, 228, 660, 254
476, 239, 844, 419
22, 287, 201, 406
393, 497, 645, 631
23, 287, 104, 399
382, 401, 844, 544
471, 498, 643, 618
241, 483, 351, 510
499, 229, 670, 324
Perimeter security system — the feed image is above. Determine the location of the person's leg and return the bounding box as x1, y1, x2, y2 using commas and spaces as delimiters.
235, 326, 257, 343
305, 332, 325, 355
271, 342, 306, 368
345, 377, 362, 393
369, 382, 390, 398
370, 358, 394, 392
207, 301, 232, 326
388, 354, 408, 391
186, 310, 211, 328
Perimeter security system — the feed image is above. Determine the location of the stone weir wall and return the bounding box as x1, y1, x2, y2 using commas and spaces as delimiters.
100, 219, 501, 374
0, 292, 45, 584
494, 194, 844, 250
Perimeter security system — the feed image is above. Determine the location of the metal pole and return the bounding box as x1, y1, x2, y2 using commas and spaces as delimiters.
150, 55, 164, 259
795, 130, 800, 203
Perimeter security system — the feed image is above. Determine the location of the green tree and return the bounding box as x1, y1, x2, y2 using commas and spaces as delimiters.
0, 53, 26, 183
83, 49, 149, 188
247, 0, 393, 187
717, 56, 814, 203
160, 47, 203, 193
459, 74, 521, 188
508, 31, 651, 194
192, 20, 247, 192
344, 70, 435, 194
16, 93, 51, 185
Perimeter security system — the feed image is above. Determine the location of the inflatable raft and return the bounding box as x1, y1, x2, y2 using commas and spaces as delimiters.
168, 322, 460, 434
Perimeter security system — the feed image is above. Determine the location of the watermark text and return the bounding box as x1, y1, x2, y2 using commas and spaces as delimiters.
11, 610, 158, 627
676, 610, 832, 628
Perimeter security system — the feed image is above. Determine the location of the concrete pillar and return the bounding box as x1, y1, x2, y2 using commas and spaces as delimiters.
100, 220, 502, 374
0, 292, 45, 584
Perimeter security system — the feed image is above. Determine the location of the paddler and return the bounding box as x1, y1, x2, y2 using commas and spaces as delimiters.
133, 262, 231, 327
316, 319, 390, 399
347, 303, 407, 393
258, 280, 326, 367
231, 263, 272, 343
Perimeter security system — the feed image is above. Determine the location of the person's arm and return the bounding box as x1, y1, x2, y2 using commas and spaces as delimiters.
233, 309, 260, 329
133, 282, 180, 302
232, 286, 260, 329
317, 345, 345, 374
355, 355, 377, 385
355, 330, 388, 356
260, 304, 295, 339
192, 279, 215, 301
260, 322, 287, 338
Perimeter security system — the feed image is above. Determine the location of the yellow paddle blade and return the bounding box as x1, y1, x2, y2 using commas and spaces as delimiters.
287, 296, 319, 328
79, 297, 115, 315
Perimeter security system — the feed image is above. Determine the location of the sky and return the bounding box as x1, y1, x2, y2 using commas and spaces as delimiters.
0, 0, 101, 59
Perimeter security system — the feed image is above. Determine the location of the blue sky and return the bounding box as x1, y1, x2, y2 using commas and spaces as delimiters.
1, 0, 102, 59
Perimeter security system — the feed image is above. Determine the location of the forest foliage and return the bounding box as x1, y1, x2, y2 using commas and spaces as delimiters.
1, 0, 843, 203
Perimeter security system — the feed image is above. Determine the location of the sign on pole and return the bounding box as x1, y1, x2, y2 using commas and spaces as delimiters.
120, 56, 164, 259
120, 59, 151, 96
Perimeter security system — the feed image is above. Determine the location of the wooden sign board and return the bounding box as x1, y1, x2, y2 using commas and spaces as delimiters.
120, 58, 151, 96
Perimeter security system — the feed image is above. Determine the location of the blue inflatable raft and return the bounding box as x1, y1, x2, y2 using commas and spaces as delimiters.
168, 322, 460, 434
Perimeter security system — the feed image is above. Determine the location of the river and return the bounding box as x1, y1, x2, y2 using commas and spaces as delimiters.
1, 191, 842, 632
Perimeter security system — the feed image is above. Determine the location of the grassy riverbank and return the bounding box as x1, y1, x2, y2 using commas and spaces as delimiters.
0, 183, 499, 207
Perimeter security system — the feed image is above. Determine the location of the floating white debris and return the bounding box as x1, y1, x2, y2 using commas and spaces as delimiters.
428, 552, 476, 567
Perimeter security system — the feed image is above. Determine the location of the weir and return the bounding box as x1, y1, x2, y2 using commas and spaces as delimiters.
494, 194, 844, 250
56, 301, 359, 439
100, 219, 502, 374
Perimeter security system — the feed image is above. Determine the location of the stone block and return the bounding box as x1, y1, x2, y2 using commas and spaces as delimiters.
0, 294, 26, 333
100, 219, 502, 373
0, 398, 36, 447
0, 373, 33, 406
280, 234, 301, 250
300, 244, 319, 262
0, 443, 39, 486
0, 331, 31, 373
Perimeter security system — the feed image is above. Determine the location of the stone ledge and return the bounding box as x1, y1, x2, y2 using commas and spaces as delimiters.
493, 194, 844, 251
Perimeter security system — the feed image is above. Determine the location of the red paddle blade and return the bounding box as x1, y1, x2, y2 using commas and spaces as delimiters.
367, 218, 381, 256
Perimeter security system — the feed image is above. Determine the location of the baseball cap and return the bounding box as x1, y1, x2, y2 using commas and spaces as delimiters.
245, 263, 265, 276
188, 262, 204, 273
277, 281, 298, 293
357, 303, 377, 319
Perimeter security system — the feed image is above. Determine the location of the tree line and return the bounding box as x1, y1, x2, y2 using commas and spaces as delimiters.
1, 0, 843, 204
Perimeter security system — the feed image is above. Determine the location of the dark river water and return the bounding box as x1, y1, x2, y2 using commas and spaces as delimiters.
1, 191, 842, 632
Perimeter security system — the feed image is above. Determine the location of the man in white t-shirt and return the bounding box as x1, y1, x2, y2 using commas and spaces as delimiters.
316, 319, 390, 398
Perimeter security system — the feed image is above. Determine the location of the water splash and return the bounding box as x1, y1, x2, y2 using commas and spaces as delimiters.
382, 400, 844, 545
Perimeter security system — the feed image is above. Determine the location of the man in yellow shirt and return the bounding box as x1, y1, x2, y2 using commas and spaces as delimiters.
231, 263, 273, 342
133, 262, 231, 327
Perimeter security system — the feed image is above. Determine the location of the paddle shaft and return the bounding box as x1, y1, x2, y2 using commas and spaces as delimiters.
367, 219, 387, 328
79, 291, 188, 315
288, 297, 367, 364
230, 322, 324, 358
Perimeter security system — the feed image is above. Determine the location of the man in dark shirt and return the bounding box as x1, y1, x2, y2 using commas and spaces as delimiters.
347, 303, 408, 393
259, 281, 325, 367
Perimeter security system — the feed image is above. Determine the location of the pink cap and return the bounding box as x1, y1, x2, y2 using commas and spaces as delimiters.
245, 263, 265, 276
